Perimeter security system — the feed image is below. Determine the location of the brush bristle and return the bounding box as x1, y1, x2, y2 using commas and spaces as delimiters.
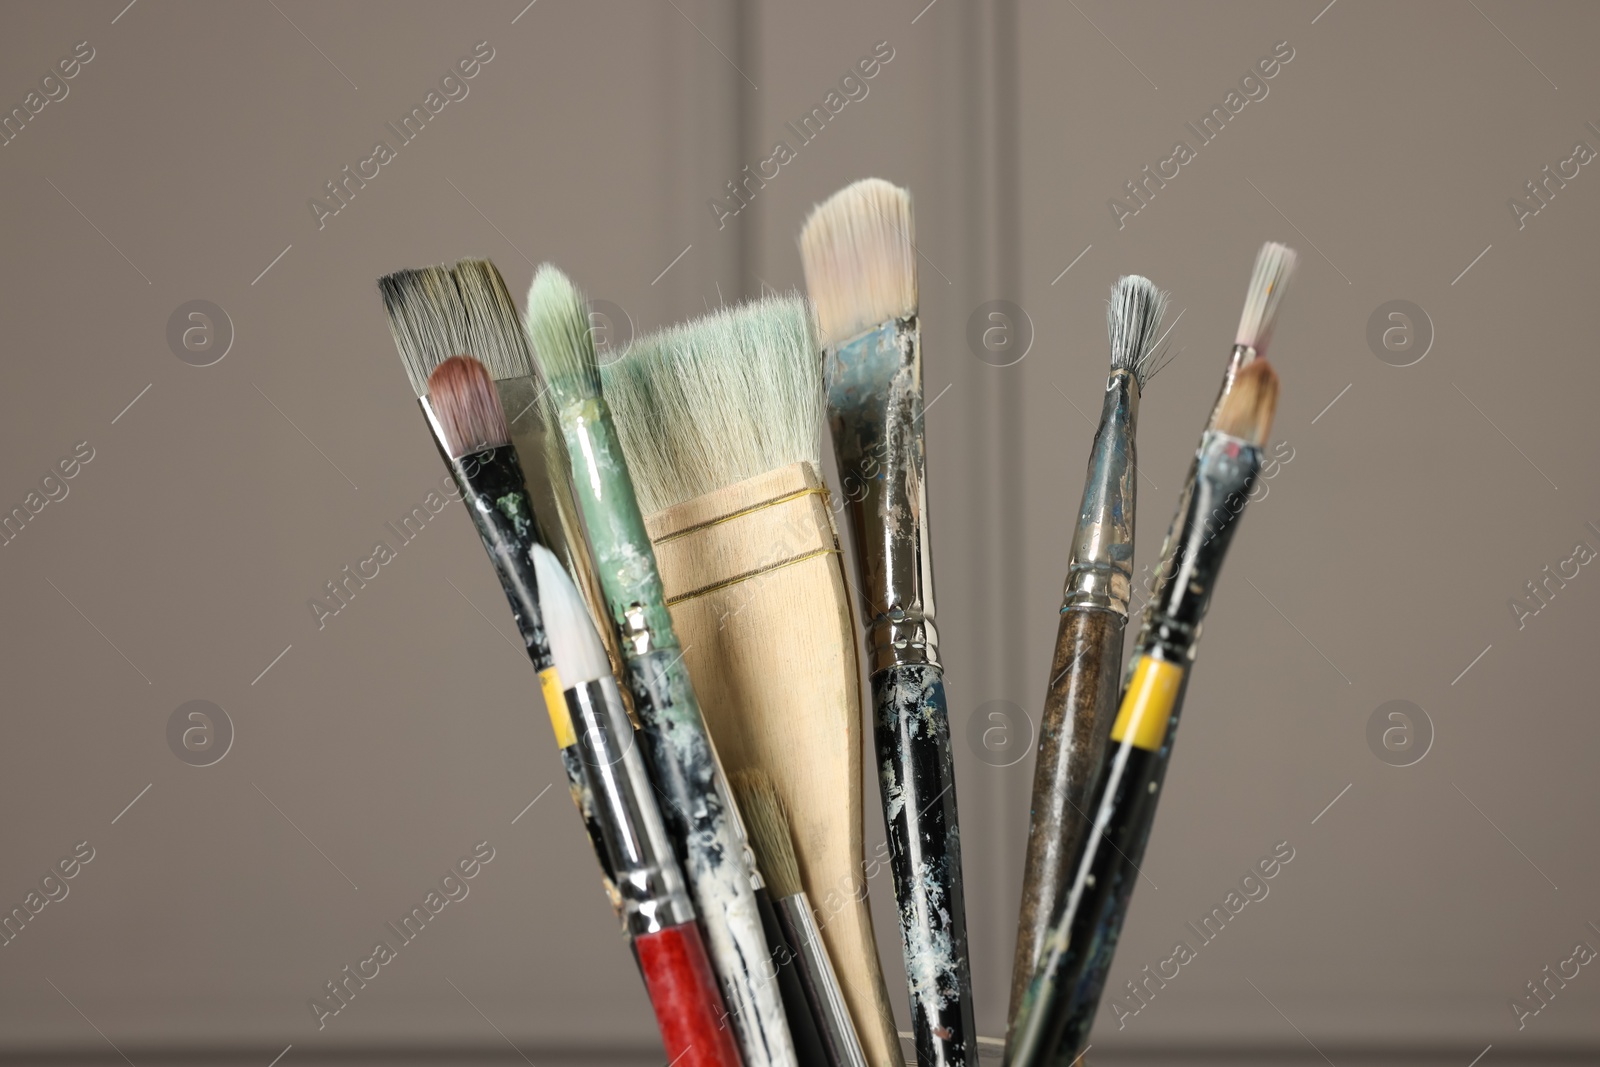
378, 260, 532, 397
525, 264, 601, 406
453, 260, 536, 383
798, 178, 917, 345
532, 543, 611, 687
427, 355, 510, 459
1233, 242, 1298, 353
731, 769, 803, 901
1107, 275, 1170, 390
1214, 360, 1278, 446
600, 295, 821, 515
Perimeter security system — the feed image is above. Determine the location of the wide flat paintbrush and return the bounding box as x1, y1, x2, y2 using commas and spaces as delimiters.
601, 296, 901, 1067
526, 264, 797, 1067
1009, 277, 1170, 1030
377, 268, 616, 898
801, 178, 976, 1067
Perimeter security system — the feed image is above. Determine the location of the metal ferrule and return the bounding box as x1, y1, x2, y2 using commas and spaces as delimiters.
774, 895, 868, 1067
1139, 430, 1261, 666
566, 676, 696, 936
824, 317, 940, 674
1062, 368, 1140, 618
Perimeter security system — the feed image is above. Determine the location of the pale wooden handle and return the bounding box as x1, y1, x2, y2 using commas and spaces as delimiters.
651, 462, 901, 1067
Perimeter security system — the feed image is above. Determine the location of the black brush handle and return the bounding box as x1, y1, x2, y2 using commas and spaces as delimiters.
872, 661, 975, 1067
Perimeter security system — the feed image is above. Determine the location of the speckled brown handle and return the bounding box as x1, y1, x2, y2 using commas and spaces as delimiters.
1008, 607, 1125, 1028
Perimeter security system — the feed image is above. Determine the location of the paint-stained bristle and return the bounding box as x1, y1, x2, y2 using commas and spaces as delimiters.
1106, 275, 1170, 390
380, 266, 467, 397
378, 259, 533, 396
601, 295, 822, 515
1214, 360, 1278, 446
532, 543, 611, 687
731, 769, 804, 901
1233, 242, 1298, 353
525, 264, 601, 405
427, 355, 510, 459
452, 259, 536, 383
798, 178, 917, 345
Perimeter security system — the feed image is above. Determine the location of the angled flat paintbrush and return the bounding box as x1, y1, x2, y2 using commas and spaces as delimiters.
801, 178, 976, 1067
601, 295, 901, 1067
526, 264, 797, 1067
1010, 276, 1170, 1031
378, 266, 616, 896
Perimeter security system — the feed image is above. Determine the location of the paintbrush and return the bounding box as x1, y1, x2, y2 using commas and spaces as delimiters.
377, 268, 618, 898
1009, 277, 1170, 1033
800, 177, 976, 1067
525, 264, 798, 1067
1006, 315, 1289, 1066
532, 540, 744, 1067
379, 259, 627, 687
736, 768, 870, 1067
600, 295, 903, 1067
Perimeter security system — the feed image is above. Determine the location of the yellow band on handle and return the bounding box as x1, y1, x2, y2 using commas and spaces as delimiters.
539, 667, 577, 749
1109, 656, 1185, 751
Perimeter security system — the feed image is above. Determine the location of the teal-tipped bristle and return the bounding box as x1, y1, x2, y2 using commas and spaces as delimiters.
525, 264, 601, 405
601, 294, 820, 515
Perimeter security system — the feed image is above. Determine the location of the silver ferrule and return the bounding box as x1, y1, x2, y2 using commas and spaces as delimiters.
566, 677, 695, 936
774, 895, 868, 1067
1062, 368, 1141, 618
825, 317, 940, 674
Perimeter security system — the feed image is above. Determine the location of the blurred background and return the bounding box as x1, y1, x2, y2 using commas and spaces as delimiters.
2, 1, 1598, 1064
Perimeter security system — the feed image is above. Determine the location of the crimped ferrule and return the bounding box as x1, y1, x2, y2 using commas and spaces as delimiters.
1061, 368, 1140, 618
566, 676, 696, 936
824, 317, 940, 674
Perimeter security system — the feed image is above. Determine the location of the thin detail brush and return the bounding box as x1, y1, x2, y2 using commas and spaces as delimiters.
801, 178, 976, 1067
1006, 356, 1284, 1066
526, 264, 798, 1067
602, 296, 902, 1067
533, 544, 743, 1067
736, 769, 869, 1067
1009, 277, 1169, 1030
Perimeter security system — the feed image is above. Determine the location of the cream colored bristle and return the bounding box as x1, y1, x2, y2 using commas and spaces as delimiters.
731, 769, 804, 901
798, 178, 917, 345
1234, 242, 1298, 353
600, 295, 821, 516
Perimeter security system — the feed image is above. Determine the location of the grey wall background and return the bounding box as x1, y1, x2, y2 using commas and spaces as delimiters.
2, 1, 1597, 1064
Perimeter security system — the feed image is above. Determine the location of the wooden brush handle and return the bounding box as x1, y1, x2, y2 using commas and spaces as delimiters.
1008, 608, 1124, 1031
636, 921, 746, 1067
648, 463, 902, 1067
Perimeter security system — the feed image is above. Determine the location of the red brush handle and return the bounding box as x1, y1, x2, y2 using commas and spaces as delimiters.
635, 922, 744, 1067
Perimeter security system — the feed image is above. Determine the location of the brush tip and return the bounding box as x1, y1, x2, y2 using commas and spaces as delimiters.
427, 355, 509, 459
1234, 242, 1299, 353
526, 263, 600, 404
1106, 274, 1171, 389
378, 259, 531, 396
1214, 359, 1278, 446
798, 177, 916, 344
600, 294, 822, 514
531, 543, 611, 686
730, 768, 803, 901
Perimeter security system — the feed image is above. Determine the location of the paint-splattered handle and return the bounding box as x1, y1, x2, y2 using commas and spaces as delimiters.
872, 662, 975, 1067
636, 921, 746, 1067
